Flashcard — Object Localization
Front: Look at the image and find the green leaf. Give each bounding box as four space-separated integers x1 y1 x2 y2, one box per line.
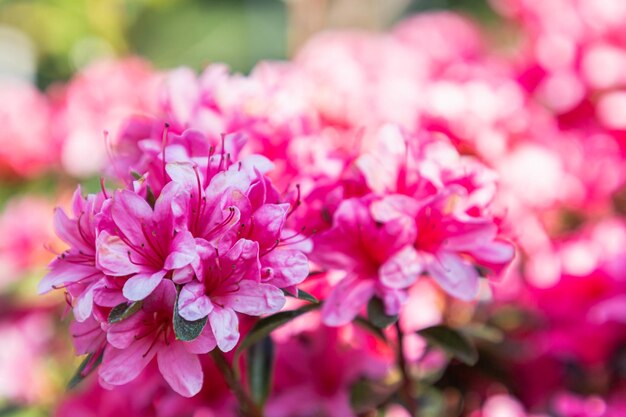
173 292 207 342
417 325 478 366
146 186 156 209
131 171 143 180
350 379 398 414
237 304 320 353
353 316 388 342
281 288 319 304
108 301 143 324
67 351 103 390
247 336 275 406
366 297 398 329
462 324 504 344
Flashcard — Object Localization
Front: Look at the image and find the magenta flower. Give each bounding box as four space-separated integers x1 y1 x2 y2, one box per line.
378 191 515 300
96 186 197 301
39 187 108 321
100 280 215 397
177 238 285 351
312 197 420 326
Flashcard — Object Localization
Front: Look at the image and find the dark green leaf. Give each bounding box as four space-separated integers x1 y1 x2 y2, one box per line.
67 351 103 390
237 304 320 353
247 336 275 406
462 324 504 344
417 325 478 366
146 186 156 209
367 297 398 329
173 292 207 342
354 316 388 342
296 289 318 303
281 288 319 304
131 171 144 180
108 301 143 324
350 379 398 414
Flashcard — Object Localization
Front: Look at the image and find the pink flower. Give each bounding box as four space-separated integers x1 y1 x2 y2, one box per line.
54 58 162 177
96 186 197 301
177 239 285 352
38 188 108 321
100 280 215 397
312 196 418 326
0 80 57 177
377 191 514 300
266 323 391 417
0 196 57 289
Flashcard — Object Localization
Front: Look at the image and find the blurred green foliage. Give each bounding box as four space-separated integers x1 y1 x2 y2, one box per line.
0 0 287 88
0 0 491 89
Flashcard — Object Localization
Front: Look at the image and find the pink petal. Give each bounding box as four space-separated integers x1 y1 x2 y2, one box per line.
110 190 154 245
321 275 376 327
157 342 203 397
96 231 141 276
166 161 197 189
143 280 178 312
38 259 101 294
164 230 198 270
426 251 479 301
209 307 239 352
70 317 105 355
262 249 309 287
250 203 290 248
184 327 217 354
222 239 260 283
123 270 167 301
73 282 96 322
178 282 214 321
379 245 422 289
99 339 156 386
218 280 285 316
469 239 515 265
106 310 151 349
443 218 497 252
53 208 90 253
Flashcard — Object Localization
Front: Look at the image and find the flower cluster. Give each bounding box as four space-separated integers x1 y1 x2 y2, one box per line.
39 129 309 397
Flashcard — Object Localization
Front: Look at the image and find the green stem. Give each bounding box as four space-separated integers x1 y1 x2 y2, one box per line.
211 350 264 417
395 322 418 416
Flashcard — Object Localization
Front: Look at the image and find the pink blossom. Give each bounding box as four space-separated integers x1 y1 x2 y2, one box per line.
0 81 57 177
312 196 418 326
38 188 108 321
53 58 162 177
0 196 57 289
266 323 391 417
176 239 285 352
97 186 197 301
100 280 215 397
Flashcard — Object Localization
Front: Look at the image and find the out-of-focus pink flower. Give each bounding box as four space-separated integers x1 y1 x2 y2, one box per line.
53 58 162 177
0 309 56 404
469 394 548 417
0 196 56 289
311 196 418 326
0 81 57 177
266 323 392 417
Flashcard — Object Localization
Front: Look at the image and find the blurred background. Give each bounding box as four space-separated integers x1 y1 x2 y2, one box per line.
0 0 496 89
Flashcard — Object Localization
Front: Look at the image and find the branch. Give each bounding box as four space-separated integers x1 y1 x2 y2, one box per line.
211 350 264 417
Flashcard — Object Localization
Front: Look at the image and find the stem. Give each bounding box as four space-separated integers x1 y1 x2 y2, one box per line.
211 350 264 417
395 321 418 416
